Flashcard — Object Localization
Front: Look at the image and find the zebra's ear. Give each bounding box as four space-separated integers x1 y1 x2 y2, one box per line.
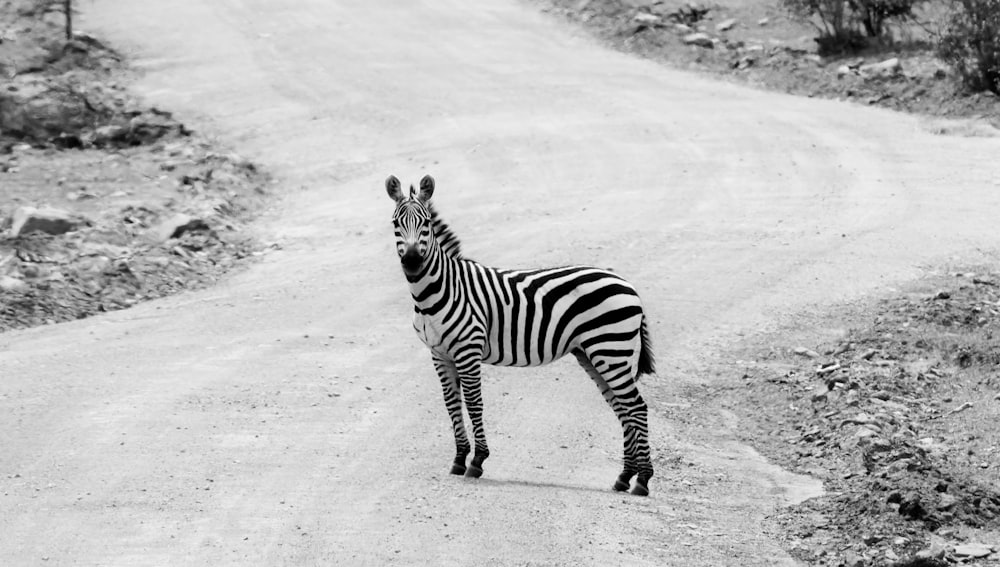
418 175 435 203
385 175 403 202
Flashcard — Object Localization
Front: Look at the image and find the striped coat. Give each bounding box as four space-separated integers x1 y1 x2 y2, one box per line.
387 174 654 495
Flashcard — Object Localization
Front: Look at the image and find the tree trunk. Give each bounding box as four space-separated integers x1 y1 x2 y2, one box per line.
65 0 73 40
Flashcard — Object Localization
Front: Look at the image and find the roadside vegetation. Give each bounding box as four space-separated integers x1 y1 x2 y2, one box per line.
937 0 1000 94
1 0 272 332
535 0 1000 129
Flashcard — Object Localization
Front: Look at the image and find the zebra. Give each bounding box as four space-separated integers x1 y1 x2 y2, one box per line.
385 174 656 496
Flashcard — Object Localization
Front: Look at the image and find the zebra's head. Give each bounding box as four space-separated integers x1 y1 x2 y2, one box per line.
386 174 435 275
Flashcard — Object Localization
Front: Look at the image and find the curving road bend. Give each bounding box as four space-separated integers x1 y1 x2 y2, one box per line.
2 1 1000 565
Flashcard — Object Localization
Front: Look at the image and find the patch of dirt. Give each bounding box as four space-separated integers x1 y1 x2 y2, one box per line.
712 271 1000 566
533 0 1000 129
0 1 272 332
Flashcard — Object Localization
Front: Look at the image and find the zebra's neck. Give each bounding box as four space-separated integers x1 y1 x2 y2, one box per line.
427 202 463 260
406 236 464 314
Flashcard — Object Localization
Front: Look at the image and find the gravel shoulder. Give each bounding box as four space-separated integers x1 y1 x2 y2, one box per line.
1 1 272 332
711 269 1000 566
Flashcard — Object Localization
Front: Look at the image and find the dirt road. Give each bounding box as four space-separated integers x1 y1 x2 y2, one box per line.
3 1 1000 565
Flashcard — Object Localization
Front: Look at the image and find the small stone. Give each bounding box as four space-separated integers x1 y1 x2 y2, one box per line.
937 493 959 510
92 124 127 145
836 65 852 77
953 543 993 558
683 32 715 48
816 362 841 375
10 206 87 236
757 17 769 26
733 55 754 70
849 412 875 425
842 550 864 567
77 256 112 274
634 12 660 24
898 493 926 519
66 189 98 201
715 18 737 32
937 527 958 538
149 213 210 242
868 438 892 453
934 290 951 299
863 533 883 545
915 544 946 560
854 427 878 439
859 57 901 78
884 548 899 561
794 346 820 358
0 276 29 293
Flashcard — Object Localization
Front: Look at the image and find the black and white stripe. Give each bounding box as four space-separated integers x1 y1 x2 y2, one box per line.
386 174 655 496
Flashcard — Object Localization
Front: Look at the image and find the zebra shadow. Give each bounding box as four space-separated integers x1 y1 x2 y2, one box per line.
468 476 620 496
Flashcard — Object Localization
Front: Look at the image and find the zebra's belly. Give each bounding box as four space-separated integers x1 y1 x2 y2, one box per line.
481 340 572 367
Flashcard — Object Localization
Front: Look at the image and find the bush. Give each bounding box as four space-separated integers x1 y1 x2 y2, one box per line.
850 0 922 37
783 0 855 46
782 0 925 52
937 0 1000 93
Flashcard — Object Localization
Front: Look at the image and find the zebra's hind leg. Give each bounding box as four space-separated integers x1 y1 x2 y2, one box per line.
433 356 471 475
573 350 653 496
629 398 653 497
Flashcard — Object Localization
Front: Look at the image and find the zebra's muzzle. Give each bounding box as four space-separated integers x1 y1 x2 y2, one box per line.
401 248 423 273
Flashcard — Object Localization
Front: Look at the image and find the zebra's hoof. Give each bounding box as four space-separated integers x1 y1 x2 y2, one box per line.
465 464 484 479
450 463 467 475
630 481 649 497
613 478 630 492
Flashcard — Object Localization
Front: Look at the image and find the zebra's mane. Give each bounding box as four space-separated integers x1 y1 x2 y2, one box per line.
426 201 464 260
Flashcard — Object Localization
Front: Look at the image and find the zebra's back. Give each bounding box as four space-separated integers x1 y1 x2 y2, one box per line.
466 264 645 369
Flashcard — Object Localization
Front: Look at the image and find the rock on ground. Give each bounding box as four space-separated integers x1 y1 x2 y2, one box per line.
683 32 714 48
715 18 736 32
9 206 88 237
859 58 901 79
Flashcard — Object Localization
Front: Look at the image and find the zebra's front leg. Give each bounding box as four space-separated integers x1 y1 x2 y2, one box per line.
433 356 471 475
457 360 489 478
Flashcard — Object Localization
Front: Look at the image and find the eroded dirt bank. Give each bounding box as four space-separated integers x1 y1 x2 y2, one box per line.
1 1 271 332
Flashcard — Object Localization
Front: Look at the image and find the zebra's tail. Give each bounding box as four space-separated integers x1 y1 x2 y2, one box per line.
637 315 655 379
